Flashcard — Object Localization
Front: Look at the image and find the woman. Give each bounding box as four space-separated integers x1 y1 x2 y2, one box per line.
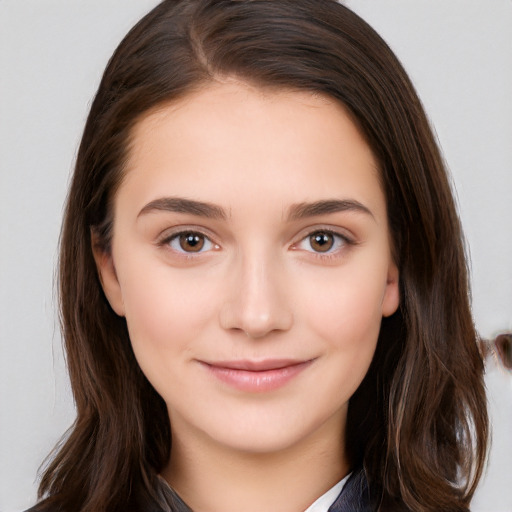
29 1 488 511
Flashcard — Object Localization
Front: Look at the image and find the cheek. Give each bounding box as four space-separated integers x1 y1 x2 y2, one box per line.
118 258 220 370
297 261 387 353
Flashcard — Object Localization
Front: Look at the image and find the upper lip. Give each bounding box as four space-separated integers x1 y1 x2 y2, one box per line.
203 359 312 371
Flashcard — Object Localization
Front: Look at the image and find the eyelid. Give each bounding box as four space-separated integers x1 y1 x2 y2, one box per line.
291 224 356 244
290 226 356 256
154 224 355 258
156 226 220 254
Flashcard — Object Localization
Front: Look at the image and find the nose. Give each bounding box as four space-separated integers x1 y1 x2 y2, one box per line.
219 254 293 339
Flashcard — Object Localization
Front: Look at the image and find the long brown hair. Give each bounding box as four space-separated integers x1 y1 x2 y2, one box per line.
34 1 488 511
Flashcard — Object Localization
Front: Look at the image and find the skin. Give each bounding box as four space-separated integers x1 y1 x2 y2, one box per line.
94 81 399 512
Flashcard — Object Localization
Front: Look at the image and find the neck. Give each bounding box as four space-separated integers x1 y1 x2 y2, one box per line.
161 413 348 512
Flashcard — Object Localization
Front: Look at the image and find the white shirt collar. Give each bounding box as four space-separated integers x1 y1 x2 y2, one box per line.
303 473 351 512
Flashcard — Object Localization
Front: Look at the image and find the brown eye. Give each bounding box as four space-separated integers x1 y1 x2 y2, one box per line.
178 233 205 252
165 231 216 254
309 232 335 252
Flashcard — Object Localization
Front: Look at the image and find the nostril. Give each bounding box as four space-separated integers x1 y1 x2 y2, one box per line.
219 296 293 339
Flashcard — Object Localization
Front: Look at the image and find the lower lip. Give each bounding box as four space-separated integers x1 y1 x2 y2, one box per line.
201 361 313 392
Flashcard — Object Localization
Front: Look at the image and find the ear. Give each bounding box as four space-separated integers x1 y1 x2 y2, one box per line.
382 262 399 318
91 232 125 317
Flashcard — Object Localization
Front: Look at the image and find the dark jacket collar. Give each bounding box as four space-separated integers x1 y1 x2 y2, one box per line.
161 468 375 512
328 468 373 512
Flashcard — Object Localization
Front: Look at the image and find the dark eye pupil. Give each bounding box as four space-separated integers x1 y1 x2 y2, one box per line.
310 232 334 252
179 233 205 252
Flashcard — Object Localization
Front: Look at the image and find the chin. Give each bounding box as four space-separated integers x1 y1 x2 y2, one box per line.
185 399 347 457
207 425 314 456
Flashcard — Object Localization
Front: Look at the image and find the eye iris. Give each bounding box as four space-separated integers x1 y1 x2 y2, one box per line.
179 233 205 252
310 232 334 252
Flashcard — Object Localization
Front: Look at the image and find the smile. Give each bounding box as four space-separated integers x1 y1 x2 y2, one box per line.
199 359 314 392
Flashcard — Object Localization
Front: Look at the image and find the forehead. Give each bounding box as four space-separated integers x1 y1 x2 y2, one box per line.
118 81 386 223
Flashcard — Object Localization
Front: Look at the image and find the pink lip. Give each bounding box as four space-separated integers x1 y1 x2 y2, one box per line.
199 359 314 392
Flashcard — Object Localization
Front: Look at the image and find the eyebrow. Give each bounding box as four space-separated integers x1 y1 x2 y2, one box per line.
137 197 227 220
287 199 374 221
137 197 373 222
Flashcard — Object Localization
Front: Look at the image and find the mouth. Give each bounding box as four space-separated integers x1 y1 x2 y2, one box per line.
198 358 314 392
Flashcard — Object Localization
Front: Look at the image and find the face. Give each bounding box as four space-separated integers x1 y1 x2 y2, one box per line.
95 81 399 456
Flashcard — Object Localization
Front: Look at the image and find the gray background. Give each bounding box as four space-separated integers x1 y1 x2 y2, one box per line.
1 1 511 511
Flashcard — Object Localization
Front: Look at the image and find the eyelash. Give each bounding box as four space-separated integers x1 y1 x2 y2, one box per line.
157 228 354 259
157 229 219 257
292 229 354 259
